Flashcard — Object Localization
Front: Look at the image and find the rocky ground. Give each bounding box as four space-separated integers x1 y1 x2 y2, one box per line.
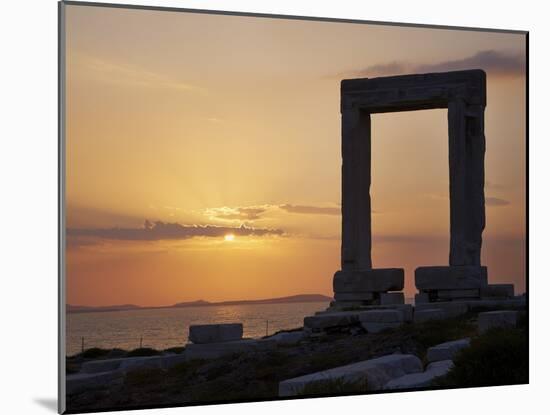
65 311 527 413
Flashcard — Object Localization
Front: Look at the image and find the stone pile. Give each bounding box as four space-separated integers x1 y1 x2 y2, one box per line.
331 269 405 309
304 307 412 335
415 266 515 304
384 337 470 390
383 360 453 390
67 353 188 395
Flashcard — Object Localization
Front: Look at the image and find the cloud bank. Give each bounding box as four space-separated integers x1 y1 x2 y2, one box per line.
345 50 525 78
206 206 268 221
68 220 284 243
279 204 340 216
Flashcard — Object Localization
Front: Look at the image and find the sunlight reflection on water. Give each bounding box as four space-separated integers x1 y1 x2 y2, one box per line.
66 301 329 356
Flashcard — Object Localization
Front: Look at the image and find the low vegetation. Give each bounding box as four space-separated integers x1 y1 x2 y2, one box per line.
435 324 527 388
126 347 161 357
66 314 526 412
66 346 186 374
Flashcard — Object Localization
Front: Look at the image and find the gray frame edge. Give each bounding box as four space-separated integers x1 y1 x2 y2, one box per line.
60 0 528 35
58 1 67 413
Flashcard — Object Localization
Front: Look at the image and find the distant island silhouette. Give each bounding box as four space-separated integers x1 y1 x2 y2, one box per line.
67 294 333 314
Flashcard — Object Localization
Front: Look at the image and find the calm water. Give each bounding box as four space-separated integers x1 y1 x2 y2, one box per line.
66 301 329 356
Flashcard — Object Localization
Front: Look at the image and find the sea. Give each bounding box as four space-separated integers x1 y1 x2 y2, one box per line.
66 301 330 356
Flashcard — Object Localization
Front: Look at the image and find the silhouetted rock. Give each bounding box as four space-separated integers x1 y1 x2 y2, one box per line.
189 323 243 344
427 338 471 362
279 354 423 396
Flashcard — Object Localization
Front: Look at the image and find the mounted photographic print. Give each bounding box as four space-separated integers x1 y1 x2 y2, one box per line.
58 1 528 413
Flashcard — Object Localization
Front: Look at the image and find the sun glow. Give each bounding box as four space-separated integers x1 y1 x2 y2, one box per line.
224 234 235 242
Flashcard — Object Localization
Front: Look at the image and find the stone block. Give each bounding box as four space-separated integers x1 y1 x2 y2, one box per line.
278 354 423 396
478 310 518 333
66 371 124 395
188 323 243 344
359 309 402 323
329 300 371 310
268 330 306 346
414 308 446 323
334 292 375 301
333 269 404 293
415 293 430 304
480 284 514 298
437 289 480 300
361 322 401 333
427 338 470 362
337 304 413 322
393 304 413 322
415 301 469 317
380 292 404 305
466 298 526 311
160 354 188 369
415 266 487 290
304 311 360 330
81 354 188 375
383 359 454 390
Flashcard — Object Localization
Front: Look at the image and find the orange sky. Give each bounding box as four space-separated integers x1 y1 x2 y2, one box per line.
64 4 526 306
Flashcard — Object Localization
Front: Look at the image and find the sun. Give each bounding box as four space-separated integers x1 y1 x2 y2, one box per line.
224 234 235 242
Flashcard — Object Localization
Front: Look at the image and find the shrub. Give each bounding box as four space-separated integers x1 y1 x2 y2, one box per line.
80 348 111 359
127 347 161 357
163 346 186 354
107 348 127 358
435 327 527 388
413 316 477 348
124 368 165 387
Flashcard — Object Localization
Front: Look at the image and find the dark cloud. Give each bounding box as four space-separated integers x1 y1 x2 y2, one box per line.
486 197 511 207
279 204 340 216
67 220 284 242
485 181 507 191
346 50 525 78
210 207 267 221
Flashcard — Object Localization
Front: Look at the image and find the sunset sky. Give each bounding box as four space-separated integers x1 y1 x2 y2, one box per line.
65 4 526 306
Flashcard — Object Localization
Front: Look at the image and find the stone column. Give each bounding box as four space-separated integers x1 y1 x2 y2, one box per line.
341 108 372 271
447 100 486 266
333 107 404 309
415 99 488 301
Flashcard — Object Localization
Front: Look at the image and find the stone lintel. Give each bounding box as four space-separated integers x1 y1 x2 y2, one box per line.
333 268 404 293
415 266 487 290
341 69 486 113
